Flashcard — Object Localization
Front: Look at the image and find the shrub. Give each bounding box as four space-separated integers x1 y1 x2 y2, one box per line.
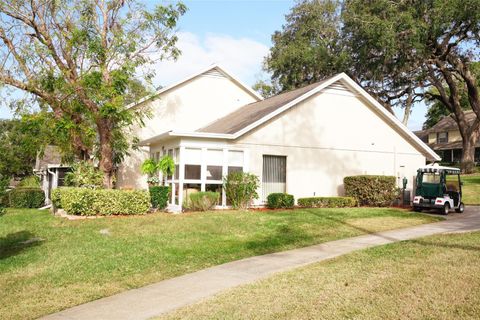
183 191 219 211
64 161 103 189
149 186 170 209
8 187 45 208
344 175 397 207
18 175 40 188
297 196 357 208
53 187 150 215
266 193 294 209
224 172 260 209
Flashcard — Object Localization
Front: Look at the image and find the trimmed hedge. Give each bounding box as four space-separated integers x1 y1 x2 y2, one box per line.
298 196 357 208
266 193 295 209
344 175 397 207
8 187 45 208
52 187 150 216
184 191 219 211
149 186 170 209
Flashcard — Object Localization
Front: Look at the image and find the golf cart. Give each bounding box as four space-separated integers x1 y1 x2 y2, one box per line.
413 164 465 215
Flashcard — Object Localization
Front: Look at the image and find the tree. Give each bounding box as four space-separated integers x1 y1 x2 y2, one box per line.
342 0 480 172
265 0 350 92
0 0 186 187
0 117 52 178
423 88 471 129
263 0 421 124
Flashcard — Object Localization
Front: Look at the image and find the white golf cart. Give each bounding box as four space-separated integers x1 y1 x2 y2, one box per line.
412 164 465 215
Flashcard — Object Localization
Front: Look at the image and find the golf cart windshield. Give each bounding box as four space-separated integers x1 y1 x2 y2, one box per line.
422 172 441 183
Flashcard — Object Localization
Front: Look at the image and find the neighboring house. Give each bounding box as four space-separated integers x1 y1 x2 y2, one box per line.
34 145 70 204
414 111 480 163
118 65 439 211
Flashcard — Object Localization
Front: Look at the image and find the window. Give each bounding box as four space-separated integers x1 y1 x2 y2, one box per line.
184 148 202 164
206 166 222 180
206 149 223 165
437 132 448 144
206 184 222 204
422 172 441 183
228 166 243 175
228 150 243 166
185 165 201 180
262 155 286 201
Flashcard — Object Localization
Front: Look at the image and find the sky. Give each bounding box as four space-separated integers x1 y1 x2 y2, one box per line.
0 0 428 130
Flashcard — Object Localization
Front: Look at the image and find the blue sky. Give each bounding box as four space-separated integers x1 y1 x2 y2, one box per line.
0 0 427 129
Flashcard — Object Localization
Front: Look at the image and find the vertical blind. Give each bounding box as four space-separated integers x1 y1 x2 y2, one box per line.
262 155 286 201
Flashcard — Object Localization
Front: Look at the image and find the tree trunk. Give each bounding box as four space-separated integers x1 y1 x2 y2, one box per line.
96 117 114 188
460 131 479 174
402 92 413 126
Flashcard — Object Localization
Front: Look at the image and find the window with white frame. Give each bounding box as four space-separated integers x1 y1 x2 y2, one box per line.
228 150 243 174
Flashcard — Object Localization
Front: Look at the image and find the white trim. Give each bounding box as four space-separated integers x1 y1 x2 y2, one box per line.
126 64 262 110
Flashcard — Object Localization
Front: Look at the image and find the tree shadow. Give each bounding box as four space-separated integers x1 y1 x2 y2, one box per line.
244 224 314 254
309 211 480 252
0 231 42 260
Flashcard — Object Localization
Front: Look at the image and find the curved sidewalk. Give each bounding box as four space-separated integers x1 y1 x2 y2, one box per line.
42 208 480 320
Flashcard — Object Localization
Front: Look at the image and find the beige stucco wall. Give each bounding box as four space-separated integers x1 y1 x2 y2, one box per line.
448 130 462 142
233 82 426 203
116 72 259 189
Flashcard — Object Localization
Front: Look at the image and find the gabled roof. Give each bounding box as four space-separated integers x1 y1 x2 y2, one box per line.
198 80 328 134
424 111 476 134
140 73 440 161
126 64 263 109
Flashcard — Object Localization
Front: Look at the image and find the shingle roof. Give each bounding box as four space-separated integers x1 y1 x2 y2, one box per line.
197 79 331 134
426 111 477 133
35 145 63 171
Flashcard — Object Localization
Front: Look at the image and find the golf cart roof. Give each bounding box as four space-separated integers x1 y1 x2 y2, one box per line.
417 164 461 174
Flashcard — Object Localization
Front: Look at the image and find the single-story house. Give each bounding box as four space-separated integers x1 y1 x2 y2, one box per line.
117 65 439 211
414 111 480 163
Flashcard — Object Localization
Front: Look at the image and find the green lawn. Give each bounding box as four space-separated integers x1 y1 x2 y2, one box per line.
462 173 480 205
161 231 480 320
0 208 439 319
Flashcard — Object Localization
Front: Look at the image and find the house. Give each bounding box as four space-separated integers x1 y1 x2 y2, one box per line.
414 111 480 163
117 65 439 210
34 145 70 204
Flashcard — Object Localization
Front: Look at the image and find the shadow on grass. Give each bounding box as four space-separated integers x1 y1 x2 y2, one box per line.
244 224 314 254
0 231 42 260
410 238 480 252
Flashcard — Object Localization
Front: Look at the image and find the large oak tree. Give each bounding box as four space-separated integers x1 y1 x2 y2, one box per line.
0 0 186 187
343 0 480 172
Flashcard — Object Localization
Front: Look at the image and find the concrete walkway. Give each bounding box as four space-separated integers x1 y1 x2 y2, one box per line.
42 208 480 320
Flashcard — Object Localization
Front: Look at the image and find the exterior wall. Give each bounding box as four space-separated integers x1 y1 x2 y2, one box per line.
117 73 259 189
233 82 426 204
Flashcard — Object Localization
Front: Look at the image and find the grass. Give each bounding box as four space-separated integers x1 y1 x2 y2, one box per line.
0 207 440 319
160 231 480 320
462 173 480 205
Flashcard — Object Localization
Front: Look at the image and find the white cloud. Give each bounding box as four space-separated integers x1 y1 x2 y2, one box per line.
149 32 269 88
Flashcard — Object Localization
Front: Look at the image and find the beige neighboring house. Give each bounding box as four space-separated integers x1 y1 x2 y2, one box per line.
34 145 70 204
118 65 439 211
414 111 480 163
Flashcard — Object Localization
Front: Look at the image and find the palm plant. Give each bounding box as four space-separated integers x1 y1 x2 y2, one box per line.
158 155 175 186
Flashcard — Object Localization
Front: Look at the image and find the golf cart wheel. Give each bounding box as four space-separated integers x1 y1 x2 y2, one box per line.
455 202 465 213
413 207 422 212
441 203 450 215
